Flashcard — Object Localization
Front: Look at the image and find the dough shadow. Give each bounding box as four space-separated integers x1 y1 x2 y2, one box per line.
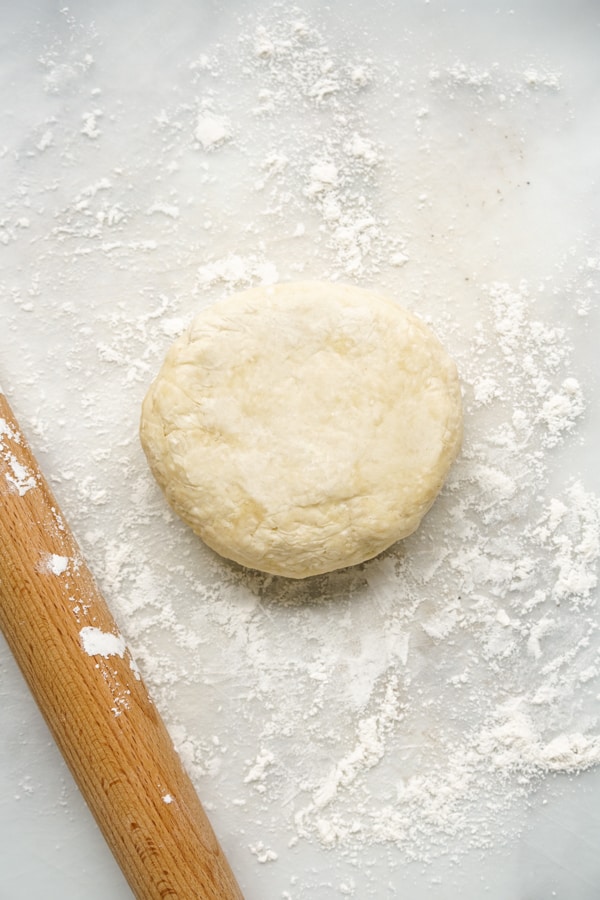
219 547 405 610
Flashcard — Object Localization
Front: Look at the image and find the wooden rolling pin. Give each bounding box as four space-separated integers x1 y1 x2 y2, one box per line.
0 389 244 900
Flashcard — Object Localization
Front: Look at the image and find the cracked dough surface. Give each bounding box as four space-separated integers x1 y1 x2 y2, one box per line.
140 282 462 578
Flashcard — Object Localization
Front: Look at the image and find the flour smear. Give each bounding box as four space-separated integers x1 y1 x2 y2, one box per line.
1 2 600 895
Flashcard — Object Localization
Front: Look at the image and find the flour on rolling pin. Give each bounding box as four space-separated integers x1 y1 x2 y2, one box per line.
1 417 38 496
1 416 67 556
80 625 127 659
1 407 140 717
39 552 70 576
79 626 139 717
79 624 143 687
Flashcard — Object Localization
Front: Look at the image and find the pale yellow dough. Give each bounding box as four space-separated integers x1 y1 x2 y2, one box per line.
140 282 462 578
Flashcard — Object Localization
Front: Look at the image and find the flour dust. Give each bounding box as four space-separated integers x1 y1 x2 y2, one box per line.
1 2 600 890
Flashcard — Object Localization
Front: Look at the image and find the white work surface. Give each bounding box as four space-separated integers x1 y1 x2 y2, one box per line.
1 1 600 898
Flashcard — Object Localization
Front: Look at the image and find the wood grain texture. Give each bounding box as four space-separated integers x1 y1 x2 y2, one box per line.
0 391 244 900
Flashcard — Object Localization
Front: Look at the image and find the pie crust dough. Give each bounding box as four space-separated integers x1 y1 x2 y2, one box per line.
140 282 462 578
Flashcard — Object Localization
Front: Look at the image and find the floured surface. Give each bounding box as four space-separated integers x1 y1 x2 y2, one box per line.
1 1 600 898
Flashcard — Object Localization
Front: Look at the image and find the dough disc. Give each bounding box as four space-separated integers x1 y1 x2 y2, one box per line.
140 282 462 578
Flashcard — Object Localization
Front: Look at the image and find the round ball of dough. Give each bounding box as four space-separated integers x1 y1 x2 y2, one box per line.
140 282 462 578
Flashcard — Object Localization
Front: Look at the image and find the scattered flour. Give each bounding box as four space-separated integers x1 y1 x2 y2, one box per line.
249 841 279 864
194 114 232 150
1 3 600 894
